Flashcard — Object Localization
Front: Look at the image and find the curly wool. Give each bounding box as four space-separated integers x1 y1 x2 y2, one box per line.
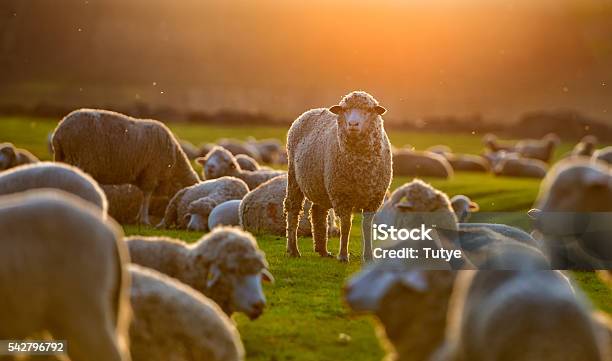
126 227 268 315
338 90 380 109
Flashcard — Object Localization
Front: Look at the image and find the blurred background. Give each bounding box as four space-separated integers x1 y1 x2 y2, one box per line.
1 0 611 136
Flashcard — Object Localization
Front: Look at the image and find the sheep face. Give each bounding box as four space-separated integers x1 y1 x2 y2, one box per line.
197 147 239 179
330 106 385 142
186 198 217 231
0 144 16 170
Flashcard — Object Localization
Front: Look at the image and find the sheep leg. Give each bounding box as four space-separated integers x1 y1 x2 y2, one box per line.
337 209 353 263
361 211 375 262
284 166 304 257
310 204 332 257
139 191 152 225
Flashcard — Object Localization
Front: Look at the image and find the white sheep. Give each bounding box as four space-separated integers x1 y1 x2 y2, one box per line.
285 91 393 262
0 189 131 361
594 146 612 165
235 153 260 171
0 142 39 170
239 174 339 237
126 227 274 319
450 195 479 223
197 146 285 189
493 156 548 178
514 132 560 163
529 158 612 269
156 176 249 231
128 265 245 361
435 252 606 361
52 108 199 224
0 162 108 214
392 149 453 178
208 199 242 229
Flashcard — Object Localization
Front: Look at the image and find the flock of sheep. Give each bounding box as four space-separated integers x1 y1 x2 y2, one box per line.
0 90 611 360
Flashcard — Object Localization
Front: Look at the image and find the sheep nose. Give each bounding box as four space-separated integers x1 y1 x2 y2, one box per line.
249 301 265 320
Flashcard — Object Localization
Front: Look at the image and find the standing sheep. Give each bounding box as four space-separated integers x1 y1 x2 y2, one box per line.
197 146 284 189
285 91 392 262
0 162 107 213
239 174 339 237
0 189 131 361
156 176 249 231
126 227 274 318
129 265 244 361
594 146 612 165
52 109 199 224
0 142 39 170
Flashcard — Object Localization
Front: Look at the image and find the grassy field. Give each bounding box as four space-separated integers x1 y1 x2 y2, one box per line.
1 116 611 361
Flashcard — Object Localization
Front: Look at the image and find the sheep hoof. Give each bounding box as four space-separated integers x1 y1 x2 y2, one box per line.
286 249 301 258
337 254 350 263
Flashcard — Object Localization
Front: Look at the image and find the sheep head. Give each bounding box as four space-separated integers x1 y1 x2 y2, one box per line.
190 227 274 319
0 143 17 170
186 197 217 231
329 91 386 147
196 146 240 179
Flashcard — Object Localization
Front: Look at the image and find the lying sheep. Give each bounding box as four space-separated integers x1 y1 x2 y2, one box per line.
515 132 560 163
529 158 612 269
179 139 201 160
436 252 606 361
393 149 453 178
0 142 39 170
217 138 261 161
594 146 612 165
52 108 199 224
235 154 260 171
156 176 249 231
126 227 274 318
246 137 283 164
129 265 245 361
0 162 107 213
208 199 242 229
101 184 169 224
0 189 131 361
197 146 285 189
240 174 339 237
450 195 479 222
285 91 393 262
493 156 548 178
445 153 490 173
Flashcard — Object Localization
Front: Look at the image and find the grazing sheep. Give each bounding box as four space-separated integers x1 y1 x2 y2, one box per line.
0 142 39 170
482 133 515 152
208 199 242 229
0 190 131 361
285 91 393 262
246 137 283 164
179 139 201 160
515 132 560 163
529 158 612 269
129 265 245 361
393 149 453 178
197 146 285 189
493 156 548 178
126 227 274 318
0 162 107 213
594 146 612 165
101 184 168 224
240 174 339 237
450 195 479 222
436 253 605 361
217 138 261 161
156 176 249 231
52 108 199 224
235 153 260 171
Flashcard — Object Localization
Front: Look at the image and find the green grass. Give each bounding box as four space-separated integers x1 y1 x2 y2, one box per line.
1 116 610 361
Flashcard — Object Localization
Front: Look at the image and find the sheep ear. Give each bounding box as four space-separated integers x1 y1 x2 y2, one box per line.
196 157 206 165
469 201 480 211
261 269 275 283
398 271 428 292
374 105 387 115
527 208 542 220
1 146 16 164
207 263 222 288
329 105 343 115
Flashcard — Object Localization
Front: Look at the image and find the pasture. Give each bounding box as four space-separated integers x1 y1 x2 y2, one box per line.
1 116 611 361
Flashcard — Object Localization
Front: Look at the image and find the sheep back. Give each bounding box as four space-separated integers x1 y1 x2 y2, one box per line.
393 150 453 179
